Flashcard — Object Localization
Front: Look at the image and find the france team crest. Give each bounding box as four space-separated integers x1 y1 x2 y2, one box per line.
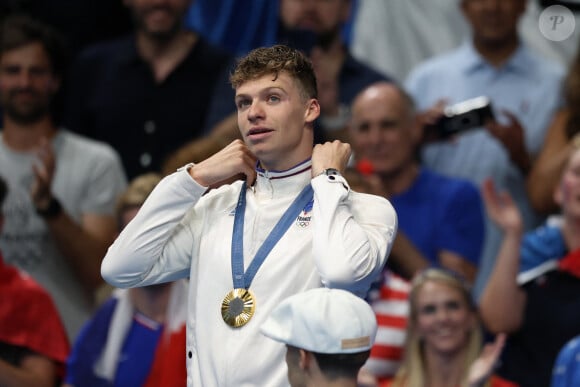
296 199 314 228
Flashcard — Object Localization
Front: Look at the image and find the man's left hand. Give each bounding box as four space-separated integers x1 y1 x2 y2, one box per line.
311 140 351 177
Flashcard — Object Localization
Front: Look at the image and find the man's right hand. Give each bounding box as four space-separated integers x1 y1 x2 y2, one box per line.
418 99 447 143
188 139 257 188
31 137 56 210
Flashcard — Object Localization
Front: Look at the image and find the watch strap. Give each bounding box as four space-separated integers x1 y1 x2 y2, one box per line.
35 197 63 219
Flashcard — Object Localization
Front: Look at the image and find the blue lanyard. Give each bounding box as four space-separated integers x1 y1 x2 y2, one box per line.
231 181 314 289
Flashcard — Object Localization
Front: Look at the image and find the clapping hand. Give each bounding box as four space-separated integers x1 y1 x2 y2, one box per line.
468 333 507 387
31 137 56 210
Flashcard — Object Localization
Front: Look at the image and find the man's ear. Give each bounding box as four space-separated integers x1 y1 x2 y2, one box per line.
410 116 423 145
304 99 321 124
298 349 311 370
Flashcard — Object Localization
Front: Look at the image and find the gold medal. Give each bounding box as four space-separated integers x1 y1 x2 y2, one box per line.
221 288 256 328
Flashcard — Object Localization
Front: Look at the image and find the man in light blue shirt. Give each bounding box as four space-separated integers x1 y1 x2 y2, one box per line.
405 0 564 297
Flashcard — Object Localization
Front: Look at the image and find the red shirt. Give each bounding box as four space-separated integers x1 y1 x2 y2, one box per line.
0 253 69 375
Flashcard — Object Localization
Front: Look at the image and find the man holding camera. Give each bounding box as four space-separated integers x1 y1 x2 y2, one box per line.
404 0 564 296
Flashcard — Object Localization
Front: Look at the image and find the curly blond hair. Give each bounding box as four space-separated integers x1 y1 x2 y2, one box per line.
230 44 317 100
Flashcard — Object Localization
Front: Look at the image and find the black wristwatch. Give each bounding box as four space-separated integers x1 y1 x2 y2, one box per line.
35 197 63 219
322 168 341 175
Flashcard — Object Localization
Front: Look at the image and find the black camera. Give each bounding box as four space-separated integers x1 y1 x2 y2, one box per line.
434 96 495 140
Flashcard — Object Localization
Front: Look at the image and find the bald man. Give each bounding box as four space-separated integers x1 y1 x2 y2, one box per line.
349 82 485 281
348 82 486 380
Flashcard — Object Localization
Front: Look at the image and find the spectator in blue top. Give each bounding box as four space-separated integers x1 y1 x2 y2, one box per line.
348 82 484 282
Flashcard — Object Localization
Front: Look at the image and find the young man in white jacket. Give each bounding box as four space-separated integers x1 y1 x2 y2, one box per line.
102 44 397 387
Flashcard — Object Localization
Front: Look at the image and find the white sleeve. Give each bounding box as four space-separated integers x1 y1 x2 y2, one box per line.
101 169 207 288
311 174 397 297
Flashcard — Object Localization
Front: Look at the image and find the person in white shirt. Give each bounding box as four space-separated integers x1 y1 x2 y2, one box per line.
101 44 397 387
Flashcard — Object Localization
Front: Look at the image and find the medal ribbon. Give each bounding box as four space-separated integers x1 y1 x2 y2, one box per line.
231 181 314 289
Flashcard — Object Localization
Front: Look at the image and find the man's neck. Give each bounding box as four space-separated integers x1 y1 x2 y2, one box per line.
136 29 198 83
375 163 420 198
2 116 57 152
319 32 345 52
320 36 347 61
472 34 519 68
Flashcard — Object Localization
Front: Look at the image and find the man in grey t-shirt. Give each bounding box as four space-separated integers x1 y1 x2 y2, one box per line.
0 15 126 340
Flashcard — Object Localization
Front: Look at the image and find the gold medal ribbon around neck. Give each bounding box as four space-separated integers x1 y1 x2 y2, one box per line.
223 180 314 328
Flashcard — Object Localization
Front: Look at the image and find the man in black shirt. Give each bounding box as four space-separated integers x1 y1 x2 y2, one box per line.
63 0 231 179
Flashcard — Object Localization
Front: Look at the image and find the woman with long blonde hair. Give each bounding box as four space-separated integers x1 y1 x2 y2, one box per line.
386 269 514 387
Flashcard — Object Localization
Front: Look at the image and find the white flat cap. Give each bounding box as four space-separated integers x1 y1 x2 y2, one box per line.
260 288 377 354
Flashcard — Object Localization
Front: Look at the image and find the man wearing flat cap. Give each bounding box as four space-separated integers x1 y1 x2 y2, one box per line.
261 288 377 387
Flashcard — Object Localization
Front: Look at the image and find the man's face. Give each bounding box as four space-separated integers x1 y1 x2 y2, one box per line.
461 0 526 45
349 85 420 177
279 0 350 39
235 72 319 171
0 42 58 124
124 0 191 40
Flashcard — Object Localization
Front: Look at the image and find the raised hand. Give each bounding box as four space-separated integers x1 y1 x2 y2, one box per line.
188 139 258 188
311 140 351 177
481 178 523 234
468 333 506 387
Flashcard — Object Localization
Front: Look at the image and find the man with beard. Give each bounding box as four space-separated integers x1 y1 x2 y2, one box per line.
0 15 127 341
63 0 231 179
163 0 388 173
